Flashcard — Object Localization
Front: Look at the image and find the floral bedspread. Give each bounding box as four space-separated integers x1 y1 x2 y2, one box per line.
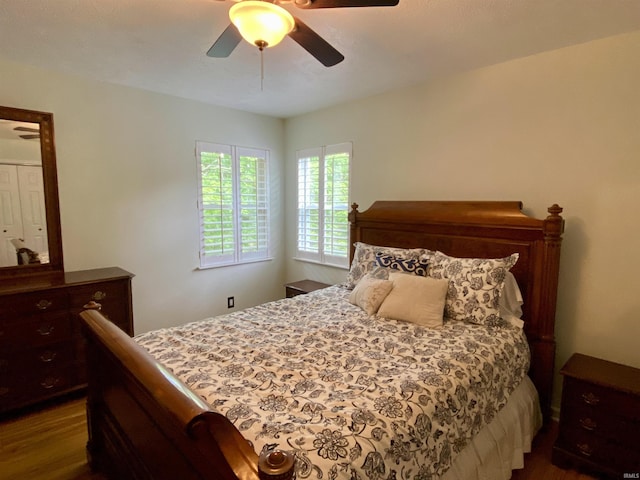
136 286 530 480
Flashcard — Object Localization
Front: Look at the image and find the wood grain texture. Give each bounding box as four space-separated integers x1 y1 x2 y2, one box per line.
552 353 640 477
0 397 106 480
0 267 134 414
0 398 596 480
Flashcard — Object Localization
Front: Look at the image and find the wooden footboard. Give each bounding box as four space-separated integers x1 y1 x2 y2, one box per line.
80 309 259 480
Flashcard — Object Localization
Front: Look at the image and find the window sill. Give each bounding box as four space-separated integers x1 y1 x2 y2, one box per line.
293 257 348 270
196 257 273 270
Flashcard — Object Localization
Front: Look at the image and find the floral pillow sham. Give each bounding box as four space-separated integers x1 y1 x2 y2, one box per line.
428 251 519 325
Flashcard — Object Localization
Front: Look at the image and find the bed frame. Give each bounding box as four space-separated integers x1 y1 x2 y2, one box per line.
80 200 564 480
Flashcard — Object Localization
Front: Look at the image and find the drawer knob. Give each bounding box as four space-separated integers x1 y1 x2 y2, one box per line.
576 443 593 457
83 301 102 311
36 324 55 336
40 376 60 389
581 392 600 406
39 351 58 363
36 299 53 310
579 417 597 431
92 291 107 301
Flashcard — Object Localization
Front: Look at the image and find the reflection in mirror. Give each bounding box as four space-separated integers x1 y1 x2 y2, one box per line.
0 106 63 279
0 120 48 267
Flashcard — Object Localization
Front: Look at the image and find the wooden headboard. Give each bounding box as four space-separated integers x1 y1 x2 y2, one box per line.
348 201 564 420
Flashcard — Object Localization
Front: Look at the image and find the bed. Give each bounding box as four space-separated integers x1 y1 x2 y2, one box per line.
80 200 564 480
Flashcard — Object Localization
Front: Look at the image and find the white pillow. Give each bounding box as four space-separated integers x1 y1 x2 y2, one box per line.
499 271 524 328
349 274 393 315
378 272 449 327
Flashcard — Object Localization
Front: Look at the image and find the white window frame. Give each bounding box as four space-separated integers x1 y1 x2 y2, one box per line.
196 141 270 268
296 142 351 268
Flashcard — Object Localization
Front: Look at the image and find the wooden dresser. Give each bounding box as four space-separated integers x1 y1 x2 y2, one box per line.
552 353 640 478
0 267 133 415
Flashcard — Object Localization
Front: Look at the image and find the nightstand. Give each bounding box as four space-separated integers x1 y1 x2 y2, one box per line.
552 353 640 478
284 279 331 298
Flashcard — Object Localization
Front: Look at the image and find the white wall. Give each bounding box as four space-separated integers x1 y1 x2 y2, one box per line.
1 58 286 334
285 31 640 409
0 138 41 164
3 29 639 410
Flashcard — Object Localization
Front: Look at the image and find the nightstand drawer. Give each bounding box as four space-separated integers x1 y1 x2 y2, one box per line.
557 425 640 471
563 376 640 420
559 401 640 449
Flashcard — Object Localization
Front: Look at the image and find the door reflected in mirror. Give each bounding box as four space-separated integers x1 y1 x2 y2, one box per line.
0 120 49 267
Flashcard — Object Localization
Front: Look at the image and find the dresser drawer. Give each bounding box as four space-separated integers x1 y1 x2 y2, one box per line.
0 289 69 317
69 281 131 333
0 341 75 375
69 281 126 308
0 312 71 349
0 361 76 408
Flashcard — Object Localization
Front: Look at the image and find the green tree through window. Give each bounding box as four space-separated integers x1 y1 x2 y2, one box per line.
297 143 351 267
197 142 269 268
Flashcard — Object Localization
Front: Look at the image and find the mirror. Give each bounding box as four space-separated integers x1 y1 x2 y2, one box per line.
0 106 63 278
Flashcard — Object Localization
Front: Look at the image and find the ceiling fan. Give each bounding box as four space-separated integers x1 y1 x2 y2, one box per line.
14 126 40 140
207 0 400 67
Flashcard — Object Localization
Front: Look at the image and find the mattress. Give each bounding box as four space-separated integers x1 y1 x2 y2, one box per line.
137 285 535 479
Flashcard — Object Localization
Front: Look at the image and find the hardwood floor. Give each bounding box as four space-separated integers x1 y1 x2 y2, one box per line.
0 397 105 480
0 397 597 480
511 422 598 480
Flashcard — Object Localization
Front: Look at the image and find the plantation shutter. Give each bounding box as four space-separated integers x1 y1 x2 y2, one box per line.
296 143 350 267
197 142 235 267
297 147 322 262
237 147 269 262
323 143 351 266
197 142 269 268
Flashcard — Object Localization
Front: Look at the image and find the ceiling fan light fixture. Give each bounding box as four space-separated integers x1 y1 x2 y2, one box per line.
229 1 295 49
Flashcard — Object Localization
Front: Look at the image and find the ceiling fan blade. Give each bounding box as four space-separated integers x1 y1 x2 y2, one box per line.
296 0 399 9
206 23 243 58
14 126 39 133
19 134 40 140
289 17 344 67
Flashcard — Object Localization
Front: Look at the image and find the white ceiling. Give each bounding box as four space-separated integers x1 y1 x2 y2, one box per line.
1 0 639 118
0 120 40 141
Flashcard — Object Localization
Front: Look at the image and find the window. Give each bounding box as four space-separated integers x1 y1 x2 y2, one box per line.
196 142 270 268
296 142 351 267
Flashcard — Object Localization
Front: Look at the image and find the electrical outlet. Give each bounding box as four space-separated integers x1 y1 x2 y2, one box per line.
227 296 234 309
